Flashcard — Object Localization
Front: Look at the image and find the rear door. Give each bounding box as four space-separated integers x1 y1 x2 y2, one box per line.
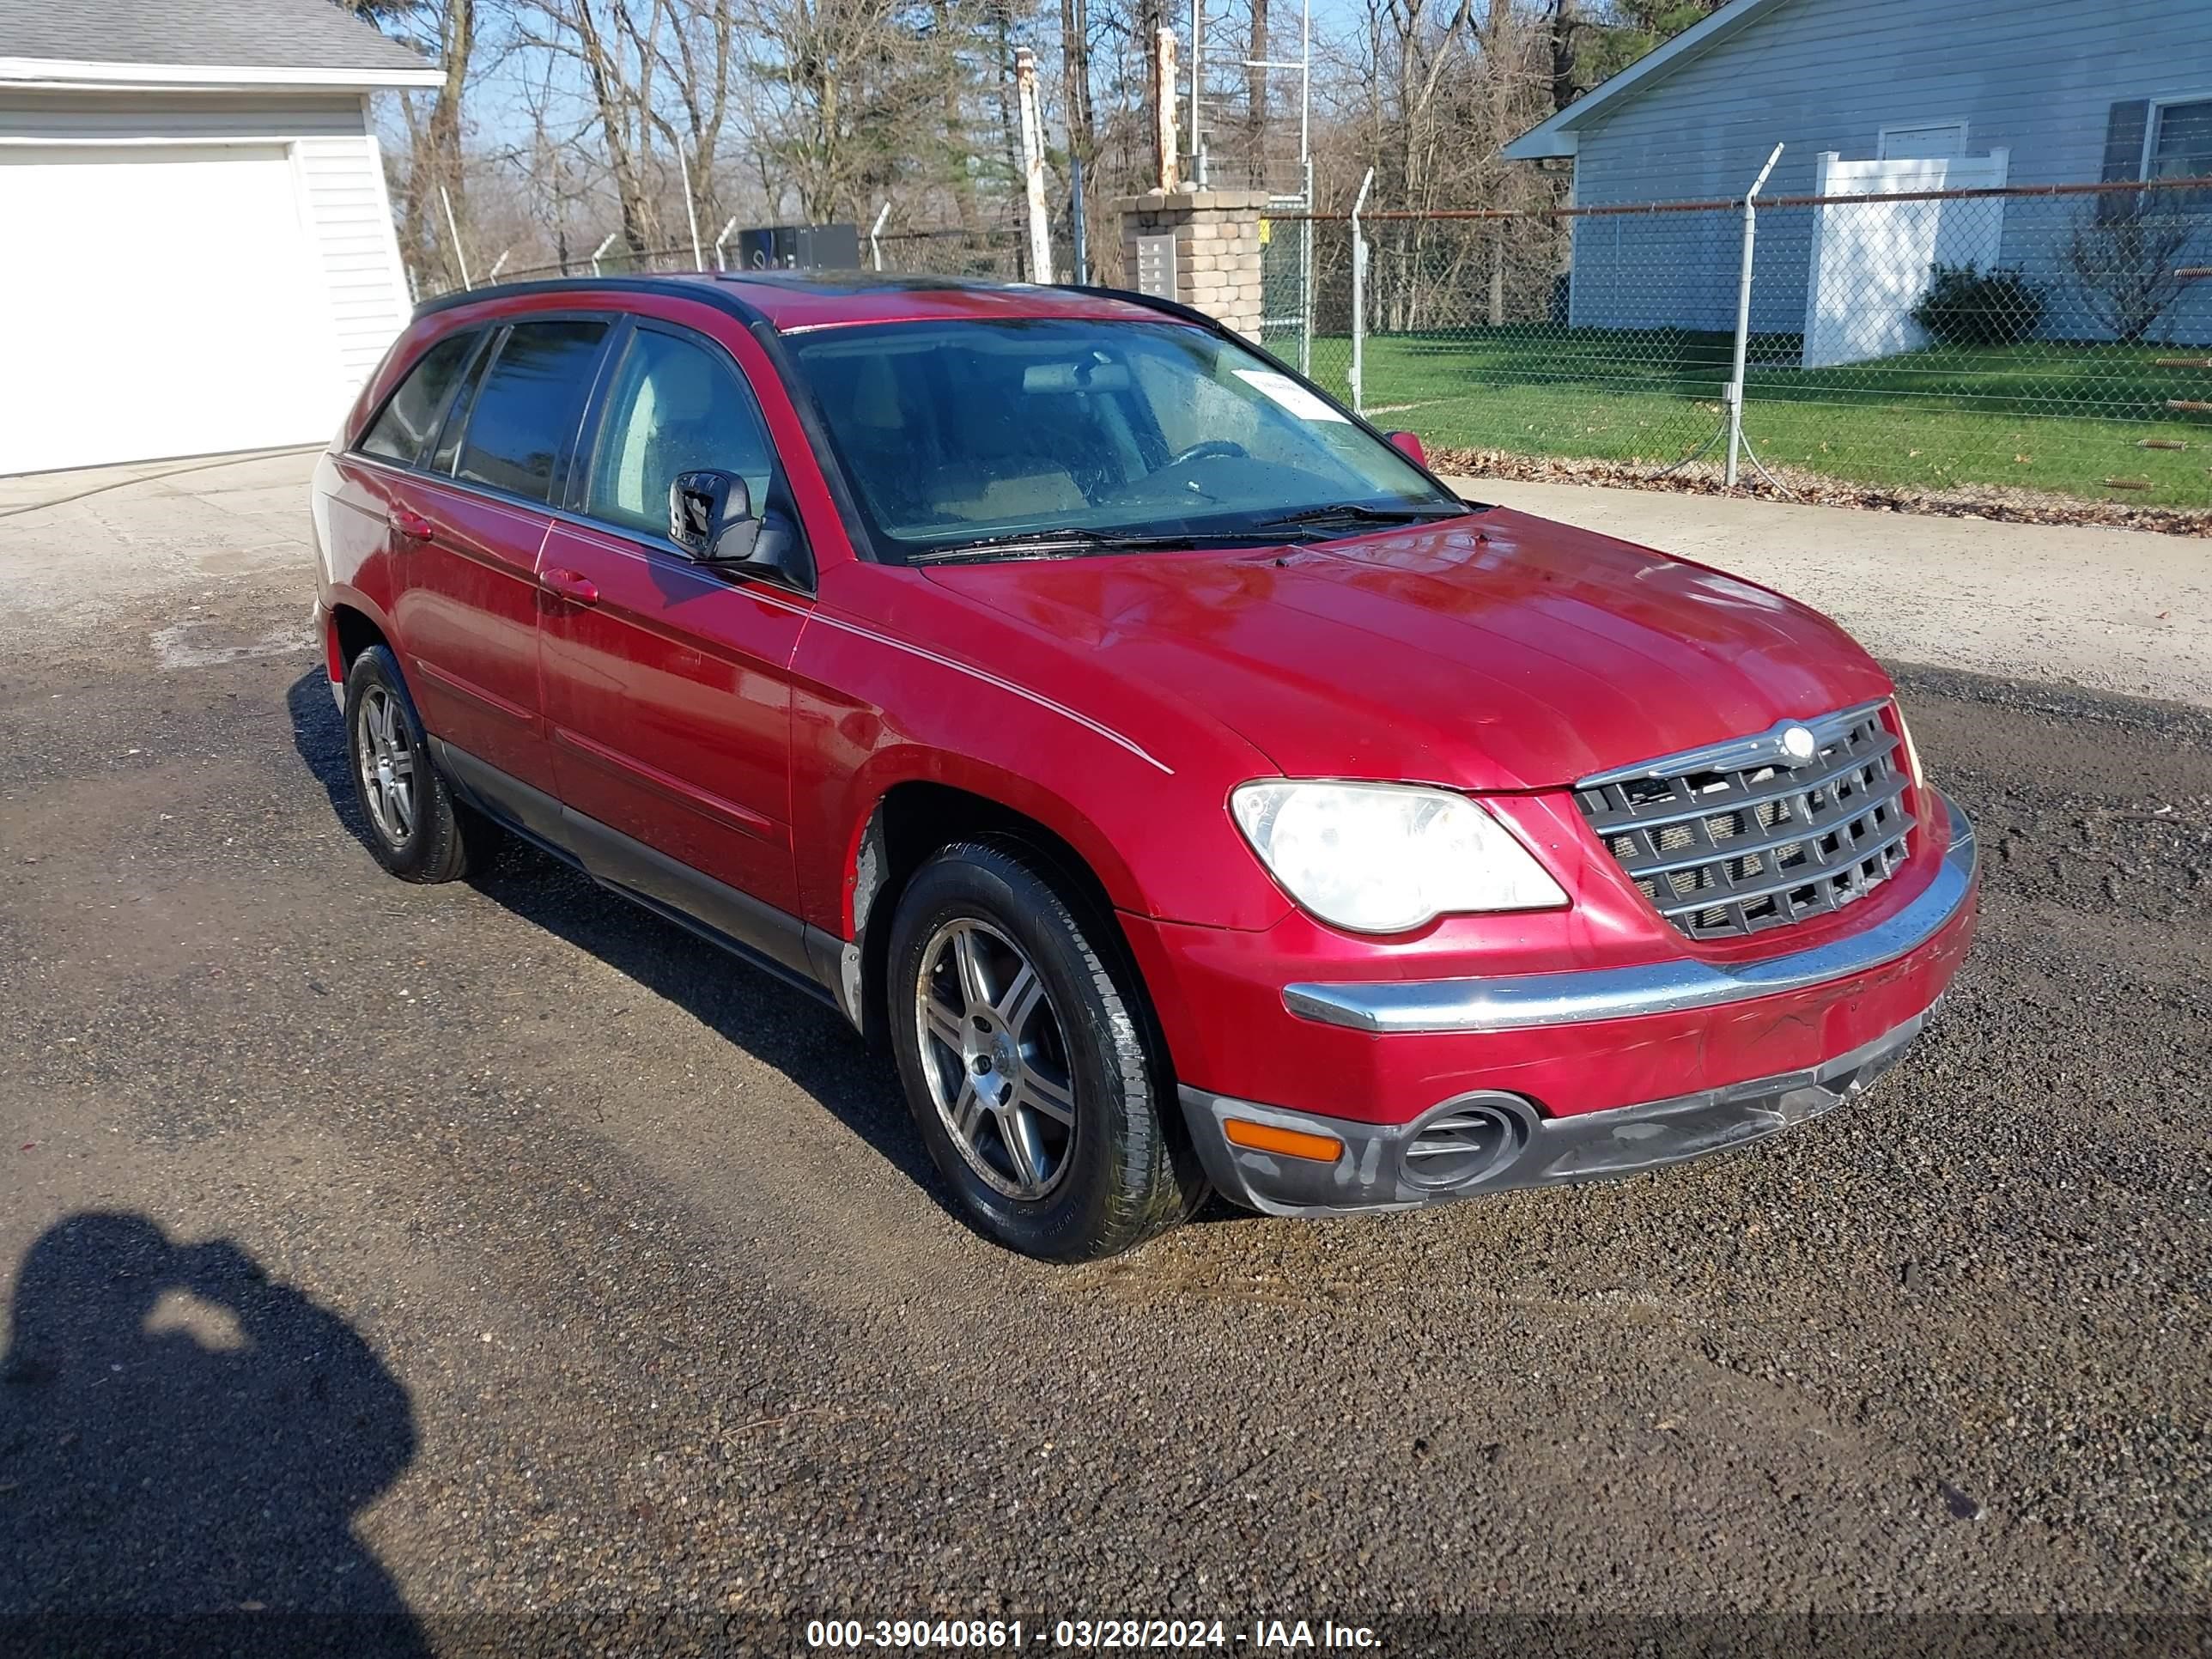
388 317 613 805
537 318 812 957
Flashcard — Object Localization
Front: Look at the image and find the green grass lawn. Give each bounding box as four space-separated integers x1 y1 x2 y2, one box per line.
1295 329 2212 508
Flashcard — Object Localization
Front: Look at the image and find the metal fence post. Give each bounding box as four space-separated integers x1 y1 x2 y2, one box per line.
589 230 618 277
440 185 472 289
1726 143 1783 487
1300 157 1314 378
1349 167 1373 415
678 147 705 270
869 203 890 271
713 216 738 270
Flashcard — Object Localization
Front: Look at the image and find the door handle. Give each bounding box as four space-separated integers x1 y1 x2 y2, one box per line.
387 507 434 545
540 568 599 606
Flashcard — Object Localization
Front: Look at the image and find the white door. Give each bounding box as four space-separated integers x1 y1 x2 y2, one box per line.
0 144 346 476
1801 148 2011 369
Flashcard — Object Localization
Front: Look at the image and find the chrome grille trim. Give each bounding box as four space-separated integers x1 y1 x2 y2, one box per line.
1574 702 1914 942
1577 699 1889 788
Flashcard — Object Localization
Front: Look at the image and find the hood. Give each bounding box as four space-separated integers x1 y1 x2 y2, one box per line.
919 507 1893 792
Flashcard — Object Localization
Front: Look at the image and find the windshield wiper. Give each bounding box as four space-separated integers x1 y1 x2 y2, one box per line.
909 527 1261 564
1249 501 1470 534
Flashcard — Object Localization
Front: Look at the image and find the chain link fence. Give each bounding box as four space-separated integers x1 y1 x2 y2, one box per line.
409 179 2211 513
1267 176 2212 511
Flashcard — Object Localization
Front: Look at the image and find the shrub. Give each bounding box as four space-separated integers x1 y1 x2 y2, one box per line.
1910 261 2045 347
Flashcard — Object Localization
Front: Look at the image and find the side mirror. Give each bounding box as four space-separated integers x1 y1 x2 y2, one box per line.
1385 430 1428 466
667 470 812 589
669 469 754 560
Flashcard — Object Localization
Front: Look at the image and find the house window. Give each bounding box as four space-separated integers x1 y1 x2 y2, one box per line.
2148 99 2212 184
2099 98 2212 216
1879 122 1966 161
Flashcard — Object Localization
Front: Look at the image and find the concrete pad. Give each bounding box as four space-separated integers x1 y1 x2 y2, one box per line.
0 449 320 666
1451 477 2212 712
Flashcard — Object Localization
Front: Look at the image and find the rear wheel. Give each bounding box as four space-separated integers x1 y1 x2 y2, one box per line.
887 840 1200 1261
343 644 498 883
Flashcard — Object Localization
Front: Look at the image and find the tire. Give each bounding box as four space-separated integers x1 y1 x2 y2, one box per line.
886 839 1203 1261
343 643 498 884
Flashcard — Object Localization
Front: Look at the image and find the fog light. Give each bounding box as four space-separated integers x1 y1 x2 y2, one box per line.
1402 1097 1528 1189
1224 1118 1344 1164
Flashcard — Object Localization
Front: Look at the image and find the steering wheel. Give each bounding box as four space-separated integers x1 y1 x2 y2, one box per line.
1165 439 1249 469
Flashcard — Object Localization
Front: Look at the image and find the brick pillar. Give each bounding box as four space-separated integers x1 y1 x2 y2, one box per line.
1115 189 1269 340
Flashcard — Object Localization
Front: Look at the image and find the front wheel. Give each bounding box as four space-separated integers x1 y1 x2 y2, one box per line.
886 841 1202 1261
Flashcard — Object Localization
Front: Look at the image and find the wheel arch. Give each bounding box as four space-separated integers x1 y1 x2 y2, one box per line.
846 777 1148 1055
322 592 404 697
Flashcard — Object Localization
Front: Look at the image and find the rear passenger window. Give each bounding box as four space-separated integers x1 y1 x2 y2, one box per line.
453 320 609 503
359 331 475 465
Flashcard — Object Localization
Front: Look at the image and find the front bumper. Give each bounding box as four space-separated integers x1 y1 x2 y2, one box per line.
1168 794 1978 1217
1182 1009 1929 1216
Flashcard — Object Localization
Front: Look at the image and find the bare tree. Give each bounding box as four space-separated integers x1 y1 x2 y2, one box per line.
348 0 480 285
507 0 669 254
2067 197 2198 345
737 0 966 222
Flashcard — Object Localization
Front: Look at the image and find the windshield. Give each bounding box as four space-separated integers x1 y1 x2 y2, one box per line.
782 318 1463 561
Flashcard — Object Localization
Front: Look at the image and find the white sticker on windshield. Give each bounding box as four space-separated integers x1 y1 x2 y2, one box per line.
1233 368 1349 423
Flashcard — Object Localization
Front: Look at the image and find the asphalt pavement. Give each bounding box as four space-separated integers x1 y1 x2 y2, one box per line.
1 457 2208 1655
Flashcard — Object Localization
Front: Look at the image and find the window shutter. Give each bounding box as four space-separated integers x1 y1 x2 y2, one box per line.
2099 100 2150 221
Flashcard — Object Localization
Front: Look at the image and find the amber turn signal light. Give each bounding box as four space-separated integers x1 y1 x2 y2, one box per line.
1222 1118 1345 1164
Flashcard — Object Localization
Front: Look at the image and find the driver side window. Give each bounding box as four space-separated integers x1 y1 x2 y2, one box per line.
586 328 775 539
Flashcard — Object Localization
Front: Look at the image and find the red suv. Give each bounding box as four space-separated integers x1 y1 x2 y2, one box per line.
310 273 1978 1260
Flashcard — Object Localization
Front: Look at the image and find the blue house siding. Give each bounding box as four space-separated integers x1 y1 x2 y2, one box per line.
1559 0 2212 345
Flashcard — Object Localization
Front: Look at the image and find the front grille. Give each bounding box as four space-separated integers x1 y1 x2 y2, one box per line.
1573 705 1914 942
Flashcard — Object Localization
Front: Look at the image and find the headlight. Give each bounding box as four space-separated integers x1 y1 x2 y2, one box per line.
1231 781 1566 933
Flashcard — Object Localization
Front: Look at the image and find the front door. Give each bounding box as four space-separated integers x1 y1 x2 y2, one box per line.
391 317 612 800
537 320 811 955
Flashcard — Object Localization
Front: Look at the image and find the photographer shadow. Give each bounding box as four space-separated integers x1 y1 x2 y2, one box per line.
0 1212 425 1656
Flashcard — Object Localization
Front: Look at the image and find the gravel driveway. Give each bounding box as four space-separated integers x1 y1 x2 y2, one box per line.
1 455 2207 1653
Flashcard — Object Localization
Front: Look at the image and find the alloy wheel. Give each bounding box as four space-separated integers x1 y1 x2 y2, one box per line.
914 918 1079 1200
356 684 417 848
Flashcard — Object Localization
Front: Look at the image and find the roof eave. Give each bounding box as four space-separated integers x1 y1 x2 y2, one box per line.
1499 0 1789 163
0 56 444 92
1501 131 1577 161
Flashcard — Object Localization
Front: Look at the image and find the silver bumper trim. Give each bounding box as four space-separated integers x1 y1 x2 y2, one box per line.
1282 793 1977 1035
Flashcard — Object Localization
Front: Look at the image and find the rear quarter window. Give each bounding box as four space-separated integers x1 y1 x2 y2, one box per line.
453 319 611 503
358 331 477 465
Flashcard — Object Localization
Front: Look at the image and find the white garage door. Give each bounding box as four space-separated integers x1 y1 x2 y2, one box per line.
0 145 347 476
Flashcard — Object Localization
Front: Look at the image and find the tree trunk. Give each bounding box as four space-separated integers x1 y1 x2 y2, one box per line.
404 0 474 287
1062 0 1094 245
938 0 981 233
1485 0 1511 325
1548 0 1580 116
1245 0 1268 190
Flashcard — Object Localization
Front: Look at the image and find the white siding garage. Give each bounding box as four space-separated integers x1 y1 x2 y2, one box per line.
0 0 440 475
0 145 352 473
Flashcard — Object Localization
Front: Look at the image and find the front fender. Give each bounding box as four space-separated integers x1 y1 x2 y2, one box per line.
787 598 1291 939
